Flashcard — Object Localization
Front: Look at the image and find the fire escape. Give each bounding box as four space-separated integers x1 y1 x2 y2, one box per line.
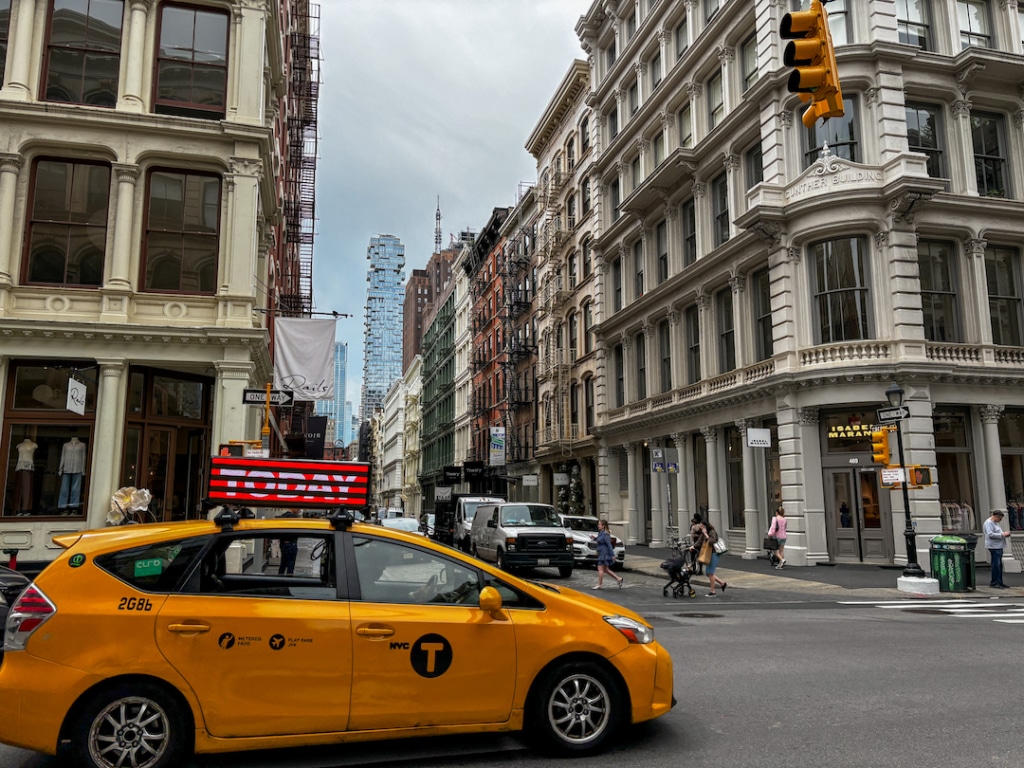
280 0 321 445
501 233 535 465
537 168 574 455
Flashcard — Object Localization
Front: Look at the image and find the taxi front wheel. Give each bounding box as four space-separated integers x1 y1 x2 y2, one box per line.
528 661 624 755
71 681 191 768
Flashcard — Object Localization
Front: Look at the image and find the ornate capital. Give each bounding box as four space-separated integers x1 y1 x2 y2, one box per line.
797 407 819 425
964 238 987 258
779 110 793 129
874 231 889 249
717 46 735 63
735 418 753 432
950 99 972 118
684 81 703 99
692 180 706 198
113 164 139 185
230 157 263 176
724 154 740 172
787 246 802 263
129 0 153 12
978 404 1004 424
748 220 783 246
700 425 718 442
696 292 710 311
0 153 24 175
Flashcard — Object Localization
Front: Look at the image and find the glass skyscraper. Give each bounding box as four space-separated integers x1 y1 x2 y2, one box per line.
315 342 348 445
360 234 405 423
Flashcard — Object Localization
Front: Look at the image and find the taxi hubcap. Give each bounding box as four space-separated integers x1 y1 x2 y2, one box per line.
90 696 169 768
549 673 610 744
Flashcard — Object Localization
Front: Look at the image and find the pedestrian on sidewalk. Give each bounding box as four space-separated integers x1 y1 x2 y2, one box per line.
689 513 705 574
593 518 623 590
984 509 1012 588
696 521 728 596
768 506 788 569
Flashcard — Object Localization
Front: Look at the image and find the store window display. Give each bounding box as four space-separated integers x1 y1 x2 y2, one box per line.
932 408 977 533
4 426 92 517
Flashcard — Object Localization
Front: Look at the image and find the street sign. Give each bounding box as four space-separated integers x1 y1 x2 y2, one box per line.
876 406 909 423
242 388 294 407
881 468 905 485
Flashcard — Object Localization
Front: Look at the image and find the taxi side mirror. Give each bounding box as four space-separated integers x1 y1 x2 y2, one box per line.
479 585 503 613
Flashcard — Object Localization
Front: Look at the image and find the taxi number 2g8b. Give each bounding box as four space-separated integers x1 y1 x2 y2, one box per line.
118 597 154 611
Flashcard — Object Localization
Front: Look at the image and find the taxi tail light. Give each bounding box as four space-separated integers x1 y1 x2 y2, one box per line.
4 585 56 651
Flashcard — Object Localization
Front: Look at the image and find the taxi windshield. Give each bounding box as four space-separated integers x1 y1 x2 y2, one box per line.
500 504 559 527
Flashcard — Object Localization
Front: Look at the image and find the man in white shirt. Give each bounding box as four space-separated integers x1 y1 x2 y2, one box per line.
983 510 1012 589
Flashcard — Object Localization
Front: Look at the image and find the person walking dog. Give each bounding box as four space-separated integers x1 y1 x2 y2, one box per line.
767 507 788 569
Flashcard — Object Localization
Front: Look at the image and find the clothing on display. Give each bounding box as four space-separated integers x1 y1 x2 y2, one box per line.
58 438 87 509
939 500 974 532
1008 501 1024 532
12 439 37 512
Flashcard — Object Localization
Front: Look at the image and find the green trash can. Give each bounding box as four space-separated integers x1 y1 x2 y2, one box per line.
929 535 976 592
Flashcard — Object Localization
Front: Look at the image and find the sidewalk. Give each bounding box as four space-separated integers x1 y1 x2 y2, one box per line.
622 544 1016 600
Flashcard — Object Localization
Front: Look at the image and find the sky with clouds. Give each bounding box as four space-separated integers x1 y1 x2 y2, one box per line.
314 0 590 413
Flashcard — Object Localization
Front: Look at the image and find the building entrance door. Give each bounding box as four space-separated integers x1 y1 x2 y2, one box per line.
825 468 893 563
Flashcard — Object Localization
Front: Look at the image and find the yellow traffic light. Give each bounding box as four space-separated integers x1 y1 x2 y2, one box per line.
780 0 844 127
870 429 891 466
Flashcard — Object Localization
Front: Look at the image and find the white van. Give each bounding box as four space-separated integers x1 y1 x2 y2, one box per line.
452 495 505 552
470 502 574 577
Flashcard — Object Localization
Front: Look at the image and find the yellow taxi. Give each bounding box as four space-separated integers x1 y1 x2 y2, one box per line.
0 509 674 768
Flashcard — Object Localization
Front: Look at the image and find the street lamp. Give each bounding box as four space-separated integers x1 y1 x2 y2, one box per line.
885 383 926 578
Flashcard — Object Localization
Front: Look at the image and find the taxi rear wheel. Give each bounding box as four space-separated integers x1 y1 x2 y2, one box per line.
71 681 190 768
528 661 623 754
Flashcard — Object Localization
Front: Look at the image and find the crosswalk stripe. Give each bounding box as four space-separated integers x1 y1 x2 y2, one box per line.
842 599 1024 625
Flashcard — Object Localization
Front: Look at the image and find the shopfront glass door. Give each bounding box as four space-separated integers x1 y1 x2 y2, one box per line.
826 468 892 563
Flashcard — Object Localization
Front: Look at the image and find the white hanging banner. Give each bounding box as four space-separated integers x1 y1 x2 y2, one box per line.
273 318 336 401
66 378 87 415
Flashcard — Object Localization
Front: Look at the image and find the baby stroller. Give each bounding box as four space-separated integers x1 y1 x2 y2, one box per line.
660 553 697 598
765 538 782 568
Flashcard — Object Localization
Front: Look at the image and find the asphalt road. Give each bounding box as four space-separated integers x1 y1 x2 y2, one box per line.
3 564 1020 767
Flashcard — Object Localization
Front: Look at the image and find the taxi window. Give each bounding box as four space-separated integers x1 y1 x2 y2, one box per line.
95 537 210 592
352 536 480 605
481 571 544 610
188 533 336 600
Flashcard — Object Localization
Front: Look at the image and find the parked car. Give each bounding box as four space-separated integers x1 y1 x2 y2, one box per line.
470 502 574 577
420 513 435 537
558 514 626 570
0 512 673 767
380 516 424 535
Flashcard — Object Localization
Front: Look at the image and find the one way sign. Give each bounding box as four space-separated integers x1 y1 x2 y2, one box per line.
243 389 294 407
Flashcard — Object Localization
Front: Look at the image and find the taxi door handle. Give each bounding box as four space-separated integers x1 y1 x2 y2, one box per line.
356 626 395 638
168 622 211 634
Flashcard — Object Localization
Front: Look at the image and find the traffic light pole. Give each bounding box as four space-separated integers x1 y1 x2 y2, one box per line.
893 421 925 578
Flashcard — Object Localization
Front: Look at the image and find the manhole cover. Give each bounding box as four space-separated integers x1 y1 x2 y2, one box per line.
673 613 722 619
903 608 947 615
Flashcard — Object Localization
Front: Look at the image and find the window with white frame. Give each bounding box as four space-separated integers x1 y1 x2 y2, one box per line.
971 111 1007 197
717 286 735 373
628 82 639 116
583 300 594 353
676 16 688 58
582 238 592 278
707 70 724 129
610 178 621 221
608 105 619 140
740 33 758 90
582 179 592 213
605 39 617 69
614 343 625 407
0 0 10 83
635 331 647 401
633 240 644 299
906 103 944 178
44 0 123 107
651 50 662 89
612 257 623 312
711 173 729 247
685 305 701 384
653 131 665 167
896 0 931 49
568 311 578 355
659 319 672 393
631 154 642 190
985 245 1023 346
626 6 638 39
678 103 693 147
656 220 668 284
705 0 720 25
917 240 961 343
957 0 991 48
567 137 576 171
753 268 773 361
803 96 858 167
682 198 697 266
568 251 578 288
745 141 763 191
793 0 848 45
584 376 594 433
812 237 871 343
580 115 591 152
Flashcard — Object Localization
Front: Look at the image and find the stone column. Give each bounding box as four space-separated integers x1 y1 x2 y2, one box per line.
212 361 255 450
702 425 723 534
949 100 975 195
118 0 152 111
87 360 128 528
979 404 1019 572
738 419 760 558
730 274 749 368
107 164 138 290
0 154 24 285
625 442 640 544
963 238 990 345
232 1 268 124
669 310 683 390
643 322 656 400
672 432 690 530
1 0 38 99
696 292 712 381
796 405 824 565
621 334 634 404
650 442 665 547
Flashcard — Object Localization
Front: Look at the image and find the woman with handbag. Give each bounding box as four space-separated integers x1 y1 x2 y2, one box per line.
695 521 728 596
767 506 788 569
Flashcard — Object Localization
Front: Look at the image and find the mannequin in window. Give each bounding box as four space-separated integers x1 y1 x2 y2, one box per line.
12 438 38 513
58 437 87 510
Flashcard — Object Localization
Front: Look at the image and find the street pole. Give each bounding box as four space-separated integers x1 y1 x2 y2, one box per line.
893 419 925 578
